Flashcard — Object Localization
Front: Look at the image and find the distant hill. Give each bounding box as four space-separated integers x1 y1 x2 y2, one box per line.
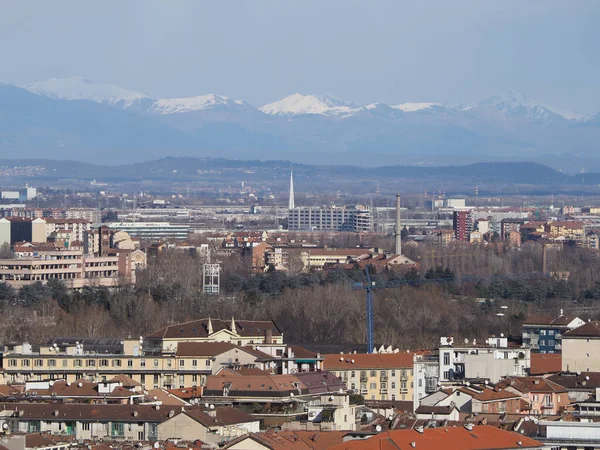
0 157 592 187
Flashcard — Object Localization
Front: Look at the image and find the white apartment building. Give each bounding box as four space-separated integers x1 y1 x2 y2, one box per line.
288 206 372 232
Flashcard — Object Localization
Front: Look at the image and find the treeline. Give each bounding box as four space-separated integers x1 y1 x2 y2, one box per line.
2 243 600 349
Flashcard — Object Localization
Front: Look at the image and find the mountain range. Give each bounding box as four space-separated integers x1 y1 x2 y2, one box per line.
1 76 599 169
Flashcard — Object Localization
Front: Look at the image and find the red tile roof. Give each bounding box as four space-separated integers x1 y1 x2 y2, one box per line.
530 353 562 375
564 321 600 338
146 318 281 339
329 425 543 450
324 352 413 370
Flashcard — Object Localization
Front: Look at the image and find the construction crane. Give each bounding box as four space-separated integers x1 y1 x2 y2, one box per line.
354 266 376 354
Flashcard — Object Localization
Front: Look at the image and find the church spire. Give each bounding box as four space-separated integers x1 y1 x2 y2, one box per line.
288 170 295 209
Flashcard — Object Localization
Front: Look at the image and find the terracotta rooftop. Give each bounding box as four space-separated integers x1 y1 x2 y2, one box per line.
458 386 522 402
522 314 579 326
530 353 562 375
176 407 256 428
224 430 349 450
547 372 600 390
176 341 237 357
564 321 600 338
329 425 543 450
324 352 414 370
496 377 567 394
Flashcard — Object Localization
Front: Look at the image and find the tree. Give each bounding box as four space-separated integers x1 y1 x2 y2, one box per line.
0 243 13 259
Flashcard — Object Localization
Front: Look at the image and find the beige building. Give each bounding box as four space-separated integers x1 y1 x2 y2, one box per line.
0 319 284 390
157 407 259 445
323 353 414 401
0 248 137 288
562 321 600 372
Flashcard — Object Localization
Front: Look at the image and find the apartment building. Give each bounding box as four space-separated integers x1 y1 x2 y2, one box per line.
288 206 371 232
0 319 285 390
0 248 137 288
323 353 414 401
522 313 584 353
107 222 190 241
496 377 569 415
562 321 600 372
44 218 92 243
0 217 46 246
452 210 473 241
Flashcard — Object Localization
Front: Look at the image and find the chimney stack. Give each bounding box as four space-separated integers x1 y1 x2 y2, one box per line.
395 193 402 255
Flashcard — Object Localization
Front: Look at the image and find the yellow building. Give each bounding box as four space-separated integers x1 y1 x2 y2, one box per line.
0 318 284 390
324 352 414 402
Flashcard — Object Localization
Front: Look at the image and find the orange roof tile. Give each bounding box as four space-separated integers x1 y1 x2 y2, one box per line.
324 352 413 370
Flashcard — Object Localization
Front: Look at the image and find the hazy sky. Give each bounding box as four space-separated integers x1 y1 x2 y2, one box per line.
1 0 599 114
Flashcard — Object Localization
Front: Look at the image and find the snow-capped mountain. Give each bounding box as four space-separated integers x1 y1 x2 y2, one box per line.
478 90 565 122
10 77 600 167
260 93 358 117
25 76 149 109
150 94 251 115
391 102 441 112
24 77 252 116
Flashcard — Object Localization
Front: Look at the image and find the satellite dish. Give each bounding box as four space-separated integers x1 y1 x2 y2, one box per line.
204 403 209 408
290 393 294 397
500 333 504 338
375 425 382 432
209 404 215 410
2 423 8 430
153 443 159 449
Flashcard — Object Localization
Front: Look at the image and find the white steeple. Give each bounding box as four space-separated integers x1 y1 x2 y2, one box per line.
288 170 295 209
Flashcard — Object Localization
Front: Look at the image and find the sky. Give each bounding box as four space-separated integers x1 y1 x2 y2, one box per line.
1 0 599 114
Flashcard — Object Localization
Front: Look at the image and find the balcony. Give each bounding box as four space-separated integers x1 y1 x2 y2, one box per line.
360 376 368 382
380 376 388 382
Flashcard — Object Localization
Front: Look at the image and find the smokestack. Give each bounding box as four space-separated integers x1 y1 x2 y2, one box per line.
288 170 295 209
542 243 547 275
395 193 402 255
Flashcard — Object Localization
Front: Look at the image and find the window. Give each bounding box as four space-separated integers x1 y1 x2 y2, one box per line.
391 370 396 377
48 359 56 367
167 359 172 368
140 359 146 367
100 359 109 367
179 360 185 368
192 360 198 368
192 374 198 383
548 330 555 335
153 374 159 384
22 359 30 367
418 379 422 387
34 359 43 367
62 359 68 368
74 359 82 368
391 394 396 401
82 423 90 431
128 360 133 368
351 383 356 389
443 353 450 365
8 359 17 367
140 374 146 384
540 329 546 335
206 359 211 367
401 380 407 389
276 349 283 356
380 370 386 377
153 359 159 368
87 359 96 367
548 339 555 346
370 371 376 377
179 375 184 385
370 383 377 389
351 371 356 378
391 382 396 389
443 371 449 379
113 359 122 367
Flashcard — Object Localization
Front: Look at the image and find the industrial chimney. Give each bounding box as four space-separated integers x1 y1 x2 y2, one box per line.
395 193 402 255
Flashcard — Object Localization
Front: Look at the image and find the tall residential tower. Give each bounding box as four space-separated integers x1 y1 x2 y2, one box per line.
288 170 295 209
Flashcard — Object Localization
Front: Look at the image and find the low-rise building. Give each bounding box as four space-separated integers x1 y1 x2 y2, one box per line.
496 376 568 415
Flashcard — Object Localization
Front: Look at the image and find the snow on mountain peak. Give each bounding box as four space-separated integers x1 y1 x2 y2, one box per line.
391 102 440 112
25 76 148 108
151 94 248 115
260 93 355 116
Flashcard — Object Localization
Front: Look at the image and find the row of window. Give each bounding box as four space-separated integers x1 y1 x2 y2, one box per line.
6 358 212 369
341 369 412 378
